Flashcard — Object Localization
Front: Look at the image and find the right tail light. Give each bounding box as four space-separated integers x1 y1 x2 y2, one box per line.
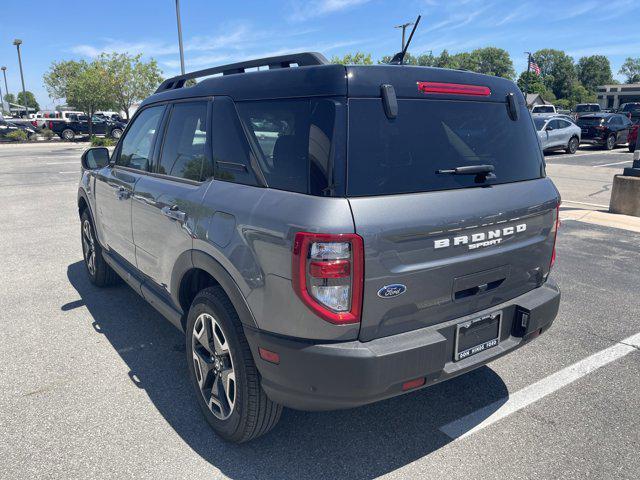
292 232 363 325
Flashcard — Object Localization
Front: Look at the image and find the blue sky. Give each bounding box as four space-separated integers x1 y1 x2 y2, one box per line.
1 0 638 109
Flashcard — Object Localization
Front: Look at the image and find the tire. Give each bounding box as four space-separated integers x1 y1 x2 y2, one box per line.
629 143 636 153
80 210 119 287
62 128 75 141
186 286 282 443
566 136 579 154
110 128 123 139
605 134 616 150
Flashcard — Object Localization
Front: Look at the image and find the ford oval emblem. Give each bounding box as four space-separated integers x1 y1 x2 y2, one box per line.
377 284 407 298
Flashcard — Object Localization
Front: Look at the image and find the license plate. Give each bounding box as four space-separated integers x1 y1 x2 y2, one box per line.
454 312 501 361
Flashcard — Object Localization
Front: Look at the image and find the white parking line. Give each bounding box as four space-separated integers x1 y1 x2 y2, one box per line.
546 151 610 160
562 200 609 208
592 160 633 168
439 332 640 441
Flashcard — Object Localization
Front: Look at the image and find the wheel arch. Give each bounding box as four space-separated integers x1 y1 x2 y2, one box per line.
172 250 259 331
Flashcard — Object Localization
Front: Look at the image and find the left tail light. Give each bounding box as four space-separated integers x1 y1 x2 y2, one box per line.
550 203 560 270
292 232 364 324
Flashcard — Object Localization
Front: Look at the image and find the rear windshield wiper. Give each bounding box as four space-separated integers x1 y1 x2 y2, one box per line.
436 165 495 176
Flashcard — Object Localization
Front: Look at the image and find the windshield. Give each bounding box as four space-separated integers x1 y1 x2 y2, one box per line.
534 117 547 130
347 99 544 196
576 105 600 112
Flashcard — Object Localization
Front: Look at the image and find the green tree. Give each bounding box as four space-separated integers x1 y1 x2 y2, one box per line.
100 53 163 120
576 55 613 91
330 52 373 65
435 50 459 69
43 60 88 102
4 93 16 104
68 61 117 134
517 71 556 101
464 47 515 78
619 57 640 83
533 49 576 99
16 91 40 112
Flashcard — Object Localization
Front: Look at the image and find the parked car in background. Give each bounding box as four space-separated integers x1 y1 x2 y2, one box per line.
573 103 601 121
32 110 84 129
51 114 126 141
534 115 581 153
0 118 36 141
531 104 556 114
628 124 638 152
617 102 640 124
577 113 633 150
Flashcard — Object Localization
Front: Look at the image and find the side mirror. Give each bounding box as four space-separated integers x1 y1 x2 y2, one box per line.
81 147 110 170
545 125 554 131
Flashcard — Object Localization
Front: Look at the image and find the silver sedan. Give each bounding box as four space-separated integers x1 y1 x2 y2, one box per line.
534 116 581 154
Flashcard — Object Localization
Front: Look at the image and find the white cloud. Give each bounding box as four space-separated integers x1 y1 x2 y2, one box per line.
289 0 371 21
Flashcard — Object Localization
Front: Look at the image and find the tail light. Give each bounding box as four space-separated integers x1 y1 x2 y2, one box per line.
292 232 363 324
31 120 37 127
418 81 491 96
48 121 53 129
595 125 606 131
549 203 560 270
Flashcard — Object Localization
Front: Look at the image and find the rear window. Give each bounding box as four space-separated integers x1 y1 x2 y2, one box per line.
236 99 336 195
533 106 555 113
347 99 544 197
621 104 640 112
578 117 604 126
576 105 600 112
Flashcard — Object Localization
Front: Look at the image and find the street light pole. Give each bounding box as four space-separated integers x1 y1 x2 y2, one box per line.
175 0 186 75
395 21 415 51
13 40 29 118
1 67 9 114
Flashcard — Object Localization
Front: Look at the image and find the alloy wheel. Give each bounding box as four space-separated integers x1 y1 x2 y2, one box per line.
82 219 96 276
569 138 578 154
607 135 615 150
192 313 236 420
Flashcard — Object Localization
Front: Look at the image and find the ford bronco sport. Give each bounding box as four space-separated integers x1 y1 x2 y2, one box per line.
77 52 561 443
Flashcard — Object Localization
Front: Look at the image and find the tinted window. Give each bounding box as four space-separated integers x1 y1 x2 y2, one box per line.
578 117 604 126
211 97 258 186
117 105 164 170
157 102 208 181
576 105 600 112
609 116 622 125
348 99 543 196
533 118 546 130
236 99 335 195
534 106 555 113
548 120 561 129
558 120 572 129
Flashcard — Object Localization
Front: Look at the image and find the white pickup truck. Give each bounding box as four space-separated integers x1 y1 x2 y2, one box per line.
530 104 557 114
31 110 84 129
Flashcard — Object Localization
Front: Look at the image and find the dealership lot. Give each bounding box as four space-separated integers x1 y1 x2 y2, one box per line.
1 143 639 479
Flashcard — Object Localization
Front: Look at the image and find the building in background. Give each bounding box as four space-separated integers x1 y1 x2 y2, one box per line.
597 84 640 110
526 93 552 109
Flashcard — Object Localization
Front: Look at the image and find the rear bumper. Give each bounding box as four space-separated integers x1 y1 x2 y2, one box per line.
580 137 605 145
245 279 560 411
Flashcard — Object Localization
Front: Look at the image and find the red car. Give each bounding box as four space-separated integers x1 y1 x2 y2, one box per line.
629 124 638 152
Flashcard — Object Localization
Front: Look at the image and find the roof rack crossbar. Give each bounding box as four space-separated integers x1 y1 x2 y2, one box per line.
155 52 329 93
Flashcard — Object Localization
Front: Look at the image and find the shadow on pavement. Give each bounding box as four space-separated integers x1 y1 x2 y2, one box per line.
64 260 508 479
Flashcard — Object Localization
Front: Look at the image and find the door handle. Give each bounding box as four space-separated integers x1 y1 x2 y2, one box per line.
161 205 187 223
115 187 131 200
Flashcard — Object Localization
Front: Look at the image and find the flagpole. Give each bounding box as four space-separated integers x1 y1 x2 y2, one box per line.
524 52 531 97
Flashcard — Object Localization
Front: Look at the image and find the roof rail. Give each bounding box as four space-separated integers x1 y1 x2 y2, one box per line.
155 52 329 93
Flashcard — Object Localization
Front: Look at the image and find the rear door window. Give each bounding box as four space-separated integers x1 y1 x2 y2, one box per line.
347 99 543 196
157 101 209 181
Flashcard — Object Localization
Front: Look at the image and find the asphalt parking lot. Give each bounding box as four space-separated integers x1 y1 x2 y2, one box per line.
1 142 639 479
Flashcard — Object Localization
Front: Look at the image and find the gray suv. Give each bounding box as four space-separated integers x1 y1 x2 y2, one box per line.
77 52 561 443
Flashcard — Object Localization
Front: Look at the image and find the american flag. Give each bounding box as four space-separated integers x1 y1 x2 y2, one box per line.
529 59 541 76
